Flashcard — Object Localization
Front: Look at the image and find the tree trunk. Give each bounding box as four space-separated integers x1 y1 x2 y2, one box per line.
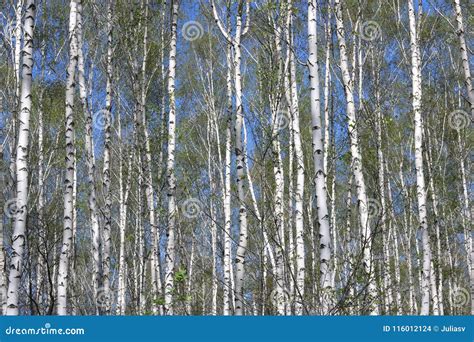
57 0 78 316
139 0 162 315
0 146 7 314
284 0 305 315
453 0 474 116
164 0 178 315
269 18 286 315
222 37 233 316
308 0 332 314
100 0 114 315
407 0 432 315
6 0 35 316
117 113 132 315
232 2 250 316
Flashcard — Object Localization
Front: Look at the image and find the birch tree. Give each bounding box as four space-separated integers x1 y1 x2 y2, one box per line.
307 0 332 313
140 0 162 315
453 0 473 314
285 0 305 315
211 0 250 316
0 146 7 314
6 0 36 316
222 33 233 315
101 0 114 315
453 0 474 116
57 0 79 315
164 0 179 315
407 0 432 315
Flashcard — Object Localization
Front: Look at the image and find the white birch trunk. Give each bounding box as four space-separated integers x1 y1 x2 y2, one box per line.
457 131 472 314
117 101 132 314
9 0 22 187
57 0 78 316
211 0 250 315
0 146 7 313
407 0 432 315
308 0 332 314
5 0 35 316
222 38 233 316
232 2 250 316
186 239 195 315
287 105 295 303
270 23 286 314
284 1 305 315
100 0 113 315
453 0 474 116
206 115 218 315
164 0 178 315
323 6 332 178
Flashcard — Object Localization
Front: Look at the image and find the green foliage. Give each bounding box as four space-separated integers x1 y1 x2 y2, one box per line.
174 267 187 283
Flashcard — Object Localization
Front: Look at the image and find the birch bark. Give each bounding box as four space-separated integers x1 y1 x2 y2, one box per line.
407 0 432 315
139 0 162 314
308 0 332 314
117 115 132 315
0 146 6 313
101 0 113 315
5 0 35 316
211 0 250 315
222 39 233 315
232 1 250 316
164 0 178 315
453 0 473 314
270 17 286 315
57 0 78 316
453 0 474 116
284 0 305 315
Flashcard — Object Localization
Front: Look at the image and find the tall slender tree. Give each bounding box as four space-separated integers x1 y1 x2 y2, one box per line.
57 0 79 316
164 0 179 315
211 0 250 316
101 0 114 315
6 0 36 316
307 0 332 313
407 0 432 315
